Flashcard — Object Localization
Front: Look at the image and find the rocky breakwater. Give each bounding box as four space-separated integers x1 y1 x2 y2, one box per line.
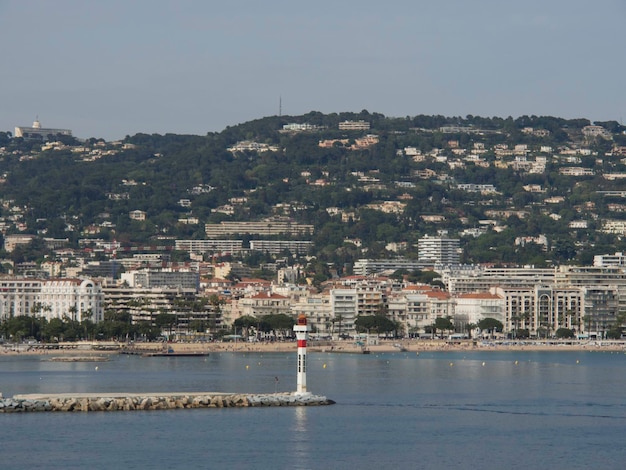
0 392 334 413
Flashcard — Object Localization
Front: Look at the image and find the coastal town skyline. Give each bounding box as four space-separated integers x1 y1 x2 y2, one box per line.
1 0 625 140
2 110 626 342
3 3 626 467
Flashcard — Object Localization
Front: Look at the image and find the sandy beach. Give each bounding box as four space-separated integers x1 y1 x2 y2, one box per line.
202 339 626 354
3 339 626 356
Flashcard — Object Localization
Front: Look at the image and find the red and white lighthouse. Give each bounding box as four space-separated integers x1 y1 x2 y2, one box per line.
293 314 311 395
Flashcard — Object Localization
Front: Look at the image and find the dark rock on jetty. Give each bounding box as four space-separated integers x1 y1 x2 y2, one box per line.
0 392 335 413
46 356 110 362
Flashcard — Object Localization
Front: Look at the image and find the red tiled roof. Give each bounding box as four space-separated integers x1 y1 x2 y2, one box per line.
425 291 450 300
403 285 433 292
249 292 288 300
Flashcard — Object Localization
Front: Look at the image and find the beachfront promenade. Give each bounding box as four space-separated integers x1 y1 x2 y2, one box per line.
3 338 626 356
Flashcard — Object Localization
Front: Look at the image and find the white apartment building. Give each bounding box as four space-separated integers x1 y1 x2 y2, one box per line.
121 269 200 291
205 220 314 238
0 277 104 322
554 266 626 318
388 292 432 335
491 283 612 338
103 286 206 331
236 292 292 318
356 286 386 317
594 252 626 267
454 292 505 327
291 295 332 337
445 267 556 294
338 120 370 131
249 240 313 255
227 141 279 153
353 258 427 276
456 183 498 193
3 234 36 253
175 239 244 254
444 265 626 337
330 289 358 337
387 288 454 336
559 167 594 176
418 235 461 265
282 123 320 131
601 219 626 235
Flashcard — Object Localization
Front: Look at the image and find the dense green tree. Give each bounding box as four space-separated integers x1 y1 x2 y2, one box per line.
354 314 396 337
154 312 177 336
1 111 624 270
477 318 504 338
555 327 575 339
433 317 455 338
233 315 259 337
261 314 295 338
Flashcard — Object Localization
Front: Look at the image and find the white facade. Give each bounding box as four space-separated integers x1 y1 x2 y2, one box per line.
121 269 199 291
205 220 314 238
454 293 505 326
3 234 36 252
594 252 626 267
330 289 358 337
38 279 104 322
387 289 454 336
353 258 427 276
338 120 370 131
492 285 588 336
236 292 291 318
602 219 626 235
175 239 244 254
291 295 332 337
0 278 103 322
418 236 461 265
249 240 313 255
14 119 72 140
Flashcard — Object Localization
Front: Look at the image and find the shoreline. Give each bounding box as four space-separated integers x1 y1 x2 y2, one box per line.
3 339 626 356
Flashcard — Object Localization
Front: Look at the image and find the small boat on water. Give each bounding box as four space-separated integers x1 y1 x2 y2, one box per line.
120 346 209 357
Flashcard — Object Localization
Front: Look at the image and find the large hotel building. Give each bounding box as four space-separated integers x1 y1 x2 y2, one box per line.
0 278 104 322
14 118 72 141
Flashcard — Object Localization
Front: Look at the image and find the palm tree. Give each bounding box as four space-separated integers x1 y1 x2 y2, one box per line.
331 314 343 338
510 314 520 339
209 294 225 334
81 308 94 340
465 322 477 340
582 315 593 337
68 305 78 322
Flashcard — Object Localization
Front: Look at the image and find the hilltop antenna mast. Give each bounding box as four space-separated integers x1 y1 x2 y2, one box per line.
279 96 282 117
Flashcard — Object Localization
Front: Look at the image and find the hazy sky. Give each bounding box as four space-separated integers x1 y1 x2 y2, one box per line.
1 0 625 140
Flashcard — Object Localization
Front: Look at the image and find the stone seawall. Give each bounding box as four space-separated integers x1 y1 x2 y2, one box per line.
0 392 334 413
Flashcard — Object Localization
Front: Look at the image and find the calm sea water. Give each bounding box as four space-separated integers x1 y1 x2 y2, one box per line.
2 349 626 470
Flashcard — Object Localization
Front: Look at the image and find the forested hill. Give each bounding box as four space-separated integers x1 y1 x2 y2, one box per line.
1 111 626 270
